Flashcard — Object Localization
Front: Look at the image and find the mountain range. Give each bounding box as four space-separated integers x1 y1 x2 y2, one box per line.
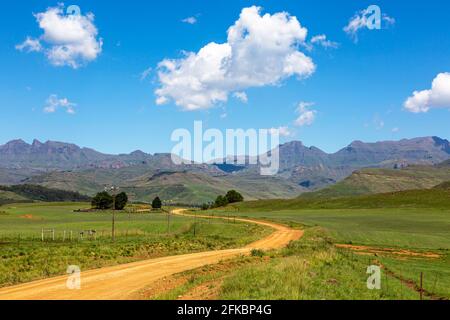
0 136 449 203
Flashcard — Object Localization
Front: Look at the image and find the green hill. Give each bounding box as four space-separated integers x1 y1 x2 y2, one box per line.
232 187 450 212
0 185 91 205
25 168 304 205
298 164 450 199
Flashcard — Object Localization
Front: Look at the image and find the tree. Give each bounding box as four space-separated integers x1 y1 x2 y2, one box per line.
201 203 210 211
91 192 113 210
214 195 229 208
152 196 162 209
225 190 244 204
114 192 128 210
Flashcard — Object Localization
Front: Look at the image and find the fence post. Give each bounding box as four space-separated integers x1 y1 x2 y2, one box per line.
420 272 424 300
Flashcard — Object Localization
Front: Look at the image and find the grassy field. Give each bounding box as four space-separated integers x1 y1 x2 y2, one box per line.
0 202 270 287
212 207 450 250
151 228 420 300
190 188 450 300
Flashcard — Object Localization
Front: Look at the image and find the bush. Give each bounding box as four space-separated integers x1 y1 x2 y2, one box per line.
91 192 113 210
152 197 162 209
225 190 244 203
251 249 265 257
114 192 128 210
214 195 229 208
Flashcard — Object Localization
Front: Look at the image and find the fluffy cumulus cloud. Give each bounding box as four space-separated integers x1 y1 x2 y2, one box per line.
155 6 315 111
344 5 395 41
16 5 102 68
295 102 316 127
404 73 450 113
44 94 76 114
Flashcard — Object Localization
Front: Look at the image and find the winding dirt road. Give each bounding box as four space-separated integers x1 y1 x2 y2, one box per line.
0 210 303 300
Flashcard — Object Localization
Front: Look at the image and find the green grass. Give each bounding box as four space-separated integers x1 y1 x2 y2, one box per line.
300 165 450 199
152 228 423 300
202 188 450 300
376 255 450 298
232 187 450 211
213 207 450 250
220 228 420 300
0 202 271 287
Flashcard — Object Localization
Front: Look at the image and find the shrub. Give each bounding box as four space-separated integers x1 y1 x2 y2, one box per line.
114 192 128 210
225 190 244 203
91 192 113 210
152 197 162 209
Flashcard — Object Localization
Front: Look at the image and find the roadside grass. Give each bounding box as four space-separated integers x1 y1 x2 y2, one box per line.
206 202 449 299
220 228 419 300
376 255 450 299
149 228 423 300
0 202 270 287
151 256 259 300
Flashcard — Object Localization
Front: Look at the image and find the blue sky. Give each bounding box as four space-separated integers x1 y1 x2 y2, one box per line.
0 0 449 155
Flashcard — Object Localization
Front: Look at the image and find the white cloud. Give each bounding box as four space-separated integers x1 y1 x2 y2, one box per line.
392 127 400 133
269 126 291 137
156 6 315 111
295 102 316 127
310 34 339 49
17 5 102 68
344 6 395 42
182 16 197 24
44 94 76 114
233 91 248 103
16 37 42 52
404 73 450 113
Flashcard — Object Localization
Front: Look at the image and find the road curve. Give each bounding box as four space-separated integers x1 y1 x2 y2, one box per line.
0 209 303 300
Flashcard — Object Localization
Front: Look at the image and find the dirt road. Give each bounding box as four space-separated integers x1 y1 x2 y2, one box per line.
0 209 303 300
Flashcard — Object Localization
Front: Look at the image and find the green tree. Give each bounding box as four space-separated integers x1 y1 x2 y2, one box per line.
152 196 162 209
214 195 229 208
225 190 244 203
91 192 113 210
114 192 128 210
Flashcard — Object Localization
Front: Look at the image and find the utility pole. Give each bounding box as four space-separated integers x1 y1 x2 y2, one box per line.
167 209 171 234
105 185 119 243
193 214 197 237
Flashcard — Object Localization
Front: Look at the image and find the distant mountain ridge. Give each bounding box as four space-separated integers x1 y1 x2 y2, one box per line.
0 139 155 170
0 136 449 203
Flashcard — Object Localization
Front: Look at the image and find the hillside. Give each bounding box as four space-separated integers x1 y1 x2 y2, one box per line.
26 169 304 204
232 186 450 212
0 185 91 205
299 164 450 199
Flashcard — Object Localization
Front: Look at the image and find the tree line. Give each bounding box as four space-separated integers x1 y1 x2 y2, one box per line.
91 191 163 210
91 189 243 211
202 190 244 210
